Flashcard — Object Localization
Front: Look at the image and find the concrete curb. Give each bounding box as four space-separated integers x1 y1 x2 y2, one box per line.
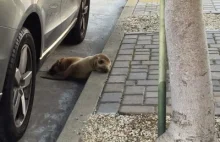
57 0 138 142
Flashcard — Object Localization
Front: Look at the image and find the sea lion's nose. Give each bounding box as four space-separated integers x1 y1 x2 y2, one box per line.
103 67 110 73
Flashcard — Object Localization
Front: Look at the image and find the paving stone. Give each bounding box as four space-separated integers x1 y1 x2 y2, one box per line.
126 80 136 86
210 44 220 48
216 40 220 44
211 65 220 71
209 54 220 60
146 86 158 91
214 92 220 96
104 84 124 93
111 68 129 75
97 103 120 114
122 95 143 104
138 35 152 40
151 56 159 61
137 40 151 44
135 45 144 49
210 60 215 65
215 96 220 103
215 102 220 108
212 80 220 86
152 49 159 52
214 86 220 91
130 69 148 72
209 51 219 54
129 72 147 79
216 37 220 40
131 65 148 69
144 45 159 49
149 65 159 70
145 98 158 105
153 42 159 44
101 93 122 103
208 39 215 44
214 34 220 37
125 86 145 95
206 33 213 38
149 70 159 75
108 76 126 83
137 80 158 85
114 61 130 68
153 39 159 42
135 52 150 55
136 49 150 52
131 61 141 65
153 35 159 39
122 38 137 44
134 55 150 60
124 35 138 39
121 44 135 49
215 60 220 64
151 53 159 56
142 61 159 65
148 75 158 79
118 49 134 55
119 105 155 114
145 92 158 98
116 55 132 61
208 47 218 51
215 107 220 115
212 72 220 79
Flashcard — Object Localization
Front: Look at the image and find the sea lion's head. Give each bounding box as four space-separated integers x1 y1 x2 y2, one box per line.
48 58 66 75
93 53 111 73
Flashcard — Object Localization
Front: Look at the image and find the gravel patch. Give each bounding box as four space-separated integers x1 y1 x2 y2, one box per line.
81 114 220 142
121 13 220 33
121 13 159 33
204 13 220 30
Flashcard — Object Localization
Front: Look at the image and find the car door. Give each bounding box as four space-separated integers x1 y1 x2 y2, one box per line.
37 0 62 51
60 0 80 33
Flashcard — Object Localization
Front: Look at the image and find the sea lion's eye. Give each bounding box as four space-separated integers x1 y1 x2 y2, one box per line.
98 60 104 64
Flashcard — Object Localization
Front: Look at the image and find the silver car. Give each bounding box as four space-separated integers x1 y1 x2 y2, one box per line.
0 0 90 141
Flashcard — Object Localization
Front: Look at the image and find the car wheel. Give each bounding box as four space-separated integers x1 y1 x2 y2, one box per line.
1 27 36 141
65 0 90 44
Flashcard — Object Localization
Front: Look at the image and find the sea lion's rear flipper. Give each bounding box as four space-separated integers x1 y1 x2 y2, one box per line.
39 72 66 81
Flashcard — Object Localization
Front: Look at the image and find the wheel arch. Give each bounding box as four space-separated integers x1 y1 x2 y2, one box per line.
22 12 42 68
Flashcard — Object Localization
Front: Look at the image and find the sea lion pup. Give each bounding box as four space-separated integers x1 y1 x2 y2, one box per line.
43 53 111 80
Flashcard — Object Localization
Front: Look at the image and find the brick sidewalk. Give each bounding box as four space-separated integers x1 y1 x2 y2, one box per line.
95 0 220 115
203 0 220 13
96 31 220 115
133 0 220 15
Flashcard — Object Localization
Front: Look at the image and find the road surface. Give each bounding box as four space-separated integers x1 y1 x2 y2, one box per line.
18 0 126 141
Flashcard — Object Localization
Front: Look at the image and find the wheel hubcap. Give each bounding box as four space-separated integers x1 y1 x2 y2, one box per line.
13 44 32 127
80 0 89 36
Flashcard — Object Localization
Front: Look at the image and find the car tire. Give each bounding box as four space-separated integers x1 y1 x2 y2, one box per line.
64 0 90 44
1 27 36 141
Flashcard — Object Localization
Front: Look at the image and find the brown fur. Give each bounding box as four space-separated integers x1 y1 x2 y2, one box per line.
47 53 111 80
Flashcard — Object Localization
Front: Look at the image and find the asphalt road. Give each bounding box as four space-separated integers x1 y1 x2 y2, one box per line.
18 0 126 141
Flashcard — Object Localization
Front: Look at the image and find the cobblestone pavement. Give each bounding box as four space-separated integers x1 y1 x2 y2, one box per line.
133 0 220 15
96 31 220 115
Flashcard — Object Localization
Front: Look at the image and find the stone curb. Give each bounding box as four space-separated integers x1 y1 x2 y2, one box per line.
56 0 138 142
